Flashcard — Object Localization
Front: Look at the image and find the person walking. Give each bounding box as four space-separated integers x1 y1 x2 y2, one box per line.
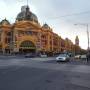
86 51 90 62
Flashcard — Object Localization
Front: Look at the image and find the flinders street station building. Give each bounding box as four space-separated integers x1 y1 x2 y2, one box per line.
0 5 81 55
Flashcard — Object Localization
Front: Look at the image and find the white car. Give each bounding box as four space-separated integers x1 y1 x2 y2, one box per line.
40 54 47 58
74 55 81 59
80 55 86 59
56 54 70 62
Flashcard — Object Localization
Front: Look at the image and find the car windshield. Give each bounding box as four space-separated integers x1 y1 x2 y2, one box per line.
59 54 67 57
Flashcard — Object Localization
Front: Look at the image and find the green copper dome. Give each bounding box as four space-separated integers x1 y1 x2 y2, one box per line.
16 5 38 23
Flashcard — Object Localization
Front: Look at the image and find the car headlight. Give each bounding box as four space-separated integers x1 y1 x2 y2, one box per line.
63 58 66 60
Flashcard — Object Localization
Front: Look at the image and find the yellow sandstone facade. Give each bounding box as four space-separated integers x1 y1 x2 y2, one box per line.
0 5 80 55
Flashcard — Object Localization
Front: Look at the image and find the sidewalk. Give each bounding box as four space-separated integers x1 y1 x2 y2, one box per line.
0 54 27 57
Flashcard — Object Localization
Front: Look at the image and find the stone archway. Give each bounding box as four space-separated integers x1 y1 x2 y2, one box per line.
19 40 36 54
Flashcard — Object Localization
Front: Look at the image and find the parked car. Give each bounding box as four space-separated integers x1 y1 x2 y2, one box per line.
74 55 81 59
25 53 36 58
80 54 86 59
56 54 70 62
40 54 47 58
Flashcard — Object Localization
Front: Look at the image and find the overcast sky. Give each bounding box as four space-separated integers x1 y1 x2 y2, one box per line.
0 0 90 49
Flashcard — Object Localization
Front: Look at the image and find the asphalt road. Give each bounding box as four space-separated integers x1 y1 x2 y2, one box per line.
0 56 90 90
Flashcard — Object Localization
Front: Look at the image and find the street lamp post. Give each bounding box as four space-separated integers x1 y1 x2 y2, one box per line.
86 24 89 50
74 24 89 51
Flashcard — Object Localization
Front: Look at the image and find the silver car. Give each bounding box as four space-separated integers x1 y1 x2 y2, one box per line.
56 54 70 62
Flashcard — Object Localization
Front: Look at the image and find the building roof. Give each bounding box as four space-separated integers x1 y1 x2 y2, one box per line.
42 23 50 29
16 5 38 23
0 18 10 25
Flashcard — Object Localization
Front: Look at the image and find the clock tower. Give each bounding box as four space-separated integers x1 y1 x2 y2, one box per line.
75 36 79 46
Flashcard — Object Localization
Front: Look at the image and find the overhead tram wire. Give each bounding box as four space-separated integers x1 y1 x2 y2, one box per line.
47 10 90 20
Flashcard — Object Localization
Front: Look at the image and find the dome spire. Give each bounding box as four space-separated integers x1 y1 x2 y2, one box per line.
25 5 30 20
27 0 28 6
26 0 29 12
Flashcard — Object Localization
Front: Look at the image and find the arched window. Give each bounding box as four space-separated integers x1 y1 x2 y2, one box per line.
20 41 36 49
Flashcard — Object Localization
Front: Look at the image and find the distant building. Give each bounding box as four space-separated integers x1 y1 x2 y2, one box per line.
0 5 81 55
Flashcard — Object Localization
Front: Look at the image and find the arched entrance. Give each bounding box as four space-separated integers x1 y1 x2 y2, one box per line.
19 40 36 54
